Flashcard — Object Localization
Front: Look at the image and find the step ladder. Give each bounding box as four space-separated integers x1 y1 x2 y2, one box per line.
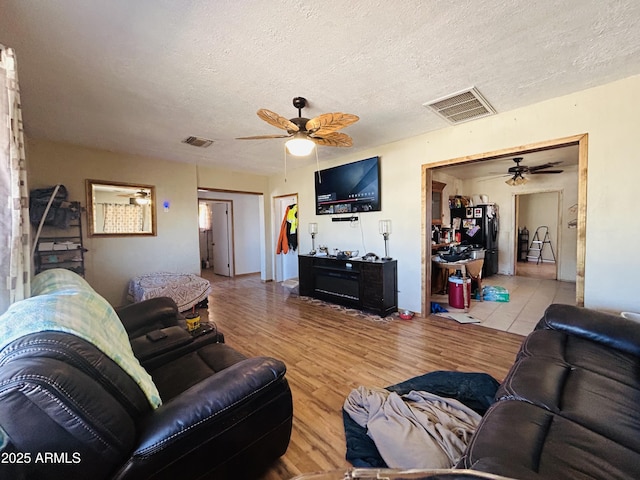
527 226 556 265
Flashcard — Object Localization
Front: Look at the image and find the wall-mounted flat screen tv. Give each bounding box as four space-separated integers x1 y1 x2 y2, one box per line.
315 156 380 215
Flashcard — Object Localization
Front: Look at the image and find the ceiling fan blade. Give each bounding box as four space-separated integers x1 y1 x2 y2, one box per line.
477 175 510 182
117 190 147 198
530 170 564 174
236 134 293 140
527 161 562 172
306 113 359 135
311 132 353 147
256 109 299 132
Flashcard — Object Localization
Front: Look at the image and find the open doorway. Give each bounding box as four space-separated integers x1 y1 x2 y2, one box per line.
197 189 265 281
422 133 587 319
273 193 298 283
515 192 561 280
198 199 233 277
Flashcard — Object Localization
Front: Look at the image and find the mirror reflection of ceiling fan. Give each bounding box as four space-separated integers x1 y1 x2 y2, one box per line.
236 97 359 156
504 157 563 186
118 189 150 204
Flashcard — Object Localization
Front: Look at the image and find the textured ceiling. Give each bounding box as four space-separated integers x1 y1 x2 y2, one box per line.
2 0 640 176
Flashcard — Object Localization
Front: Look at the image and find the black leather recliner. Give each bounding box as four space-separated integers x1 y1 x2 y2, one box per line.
0 296 293 480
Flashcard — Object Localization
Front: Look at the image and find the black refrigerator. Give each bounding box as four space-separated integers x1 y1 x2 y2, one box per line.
450 203 499 277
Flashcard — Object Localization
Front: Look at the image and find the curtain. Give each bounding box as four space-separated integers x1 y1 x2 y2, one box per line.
198 202 211 230
0 45 30 314
102 203 145 233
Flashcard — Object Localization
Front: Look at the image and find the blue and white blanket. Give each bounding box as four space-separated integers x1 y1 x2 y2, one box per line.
0 268 161 408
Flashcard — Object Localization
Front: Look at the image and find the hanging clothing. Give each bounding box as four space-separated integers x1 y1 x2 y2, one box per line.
276 205 290 254
286 204 298 251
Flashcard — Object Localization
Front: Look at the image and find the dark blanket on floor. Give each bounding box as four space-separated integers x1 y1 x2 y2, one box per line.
342 370 500 468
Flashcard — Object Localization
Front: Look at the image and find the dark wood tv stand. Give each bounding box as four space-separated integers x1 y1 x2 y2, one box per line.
298 255 397 317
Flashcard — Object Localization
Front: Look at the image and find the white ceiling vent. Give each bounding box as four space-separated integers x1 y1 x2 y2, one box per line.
423 87 496 124
182 136 214 148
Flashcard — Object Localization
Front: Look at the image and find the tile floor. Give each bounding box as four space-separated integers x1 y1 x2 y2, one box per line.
432 273 576 336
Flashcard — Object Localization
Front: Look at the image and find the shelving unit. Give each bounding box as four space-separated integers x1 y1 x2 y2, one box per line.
517 227 529 262
34 201 87 276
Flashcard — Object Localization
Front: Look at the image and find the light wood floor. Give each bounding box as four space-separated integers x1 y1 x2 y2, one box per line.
199 271 524 480
515 260 557 279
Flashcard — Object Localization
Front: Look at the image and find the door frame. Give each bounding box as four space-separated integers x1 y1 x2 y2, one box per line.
198 198 235 277
513 190 562 279
197 187 267 280
273 193 298 282
421 133 588 316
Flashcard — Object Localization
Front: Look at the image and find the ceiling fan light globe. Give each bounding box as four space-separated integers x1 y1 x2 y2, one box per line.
286 135 315 156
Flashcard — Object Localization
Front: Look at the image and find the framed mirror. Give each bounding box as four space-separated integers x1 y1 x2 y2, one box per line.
86 179 157 236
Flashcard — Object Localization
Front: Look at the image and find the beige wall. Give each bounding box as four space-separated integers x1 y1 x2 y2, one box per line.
27 140 272 305
26 74 640 313
27 139 200 305
268 74 640 314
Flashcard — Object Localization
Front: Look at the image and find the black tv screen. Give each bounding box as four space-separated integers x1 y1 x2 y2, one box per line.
315 156 380 215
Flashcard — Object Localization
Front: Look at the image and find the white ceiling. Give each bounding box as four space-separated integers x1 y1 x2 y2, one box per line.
2 1 640 176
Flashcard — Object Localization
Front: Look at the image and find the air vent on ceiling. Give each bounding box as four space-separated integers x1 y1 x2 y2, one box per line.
182 136 214 148
423 87 496 124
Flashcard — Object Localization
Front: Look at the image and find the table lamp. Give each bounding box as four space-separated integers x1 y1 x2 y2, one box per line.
379 219 392 260
309 223 318 254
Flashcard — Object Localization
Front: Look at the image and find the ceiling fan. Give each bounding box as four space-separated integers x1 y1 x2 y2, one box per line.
118 189 150 204
505 157 563 186
236 97 359 156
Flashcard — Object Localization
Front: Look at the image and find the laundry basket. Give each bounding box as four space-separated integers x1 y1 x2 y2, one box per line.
282 278 299 297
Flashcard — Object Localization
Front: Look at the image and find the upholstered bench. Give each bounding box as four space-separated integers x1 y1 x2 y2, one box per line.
128 272 211 312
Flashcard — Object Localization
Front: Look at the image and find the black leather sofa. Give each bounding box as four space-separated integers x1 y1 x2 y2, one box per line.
458 304 640 479
0 292 293 480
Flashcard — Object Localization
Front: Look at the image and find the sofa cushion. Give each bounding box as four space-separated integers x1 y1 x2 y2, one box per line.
461 400 640 479
497 356 640 450
148 343 249 401
518 328 639 385
0 338 143 479
0 332 151 418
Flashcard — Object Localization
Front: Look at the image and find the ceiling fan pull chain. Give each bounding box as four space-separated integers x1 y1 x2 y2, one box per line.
283 143 288 183
315 147 322 184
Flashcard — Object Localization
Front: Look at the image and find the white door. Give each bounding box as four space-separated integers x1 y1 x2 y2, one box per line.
275 195 298 282
212 202 232 276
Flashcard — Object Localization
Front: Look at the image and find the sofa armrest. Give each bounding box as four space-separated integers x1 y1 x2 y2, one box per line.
115 356 290 479
538 304 640 357
115 297 181 338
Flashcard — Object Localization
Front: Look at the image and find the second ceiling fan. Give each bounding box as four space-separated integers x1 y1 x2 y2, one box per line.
505 157 563 185
236 97 359 156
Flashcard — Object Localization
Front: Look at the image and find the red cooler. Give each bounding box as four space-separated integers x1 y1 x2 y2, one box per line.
448 275 471 310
